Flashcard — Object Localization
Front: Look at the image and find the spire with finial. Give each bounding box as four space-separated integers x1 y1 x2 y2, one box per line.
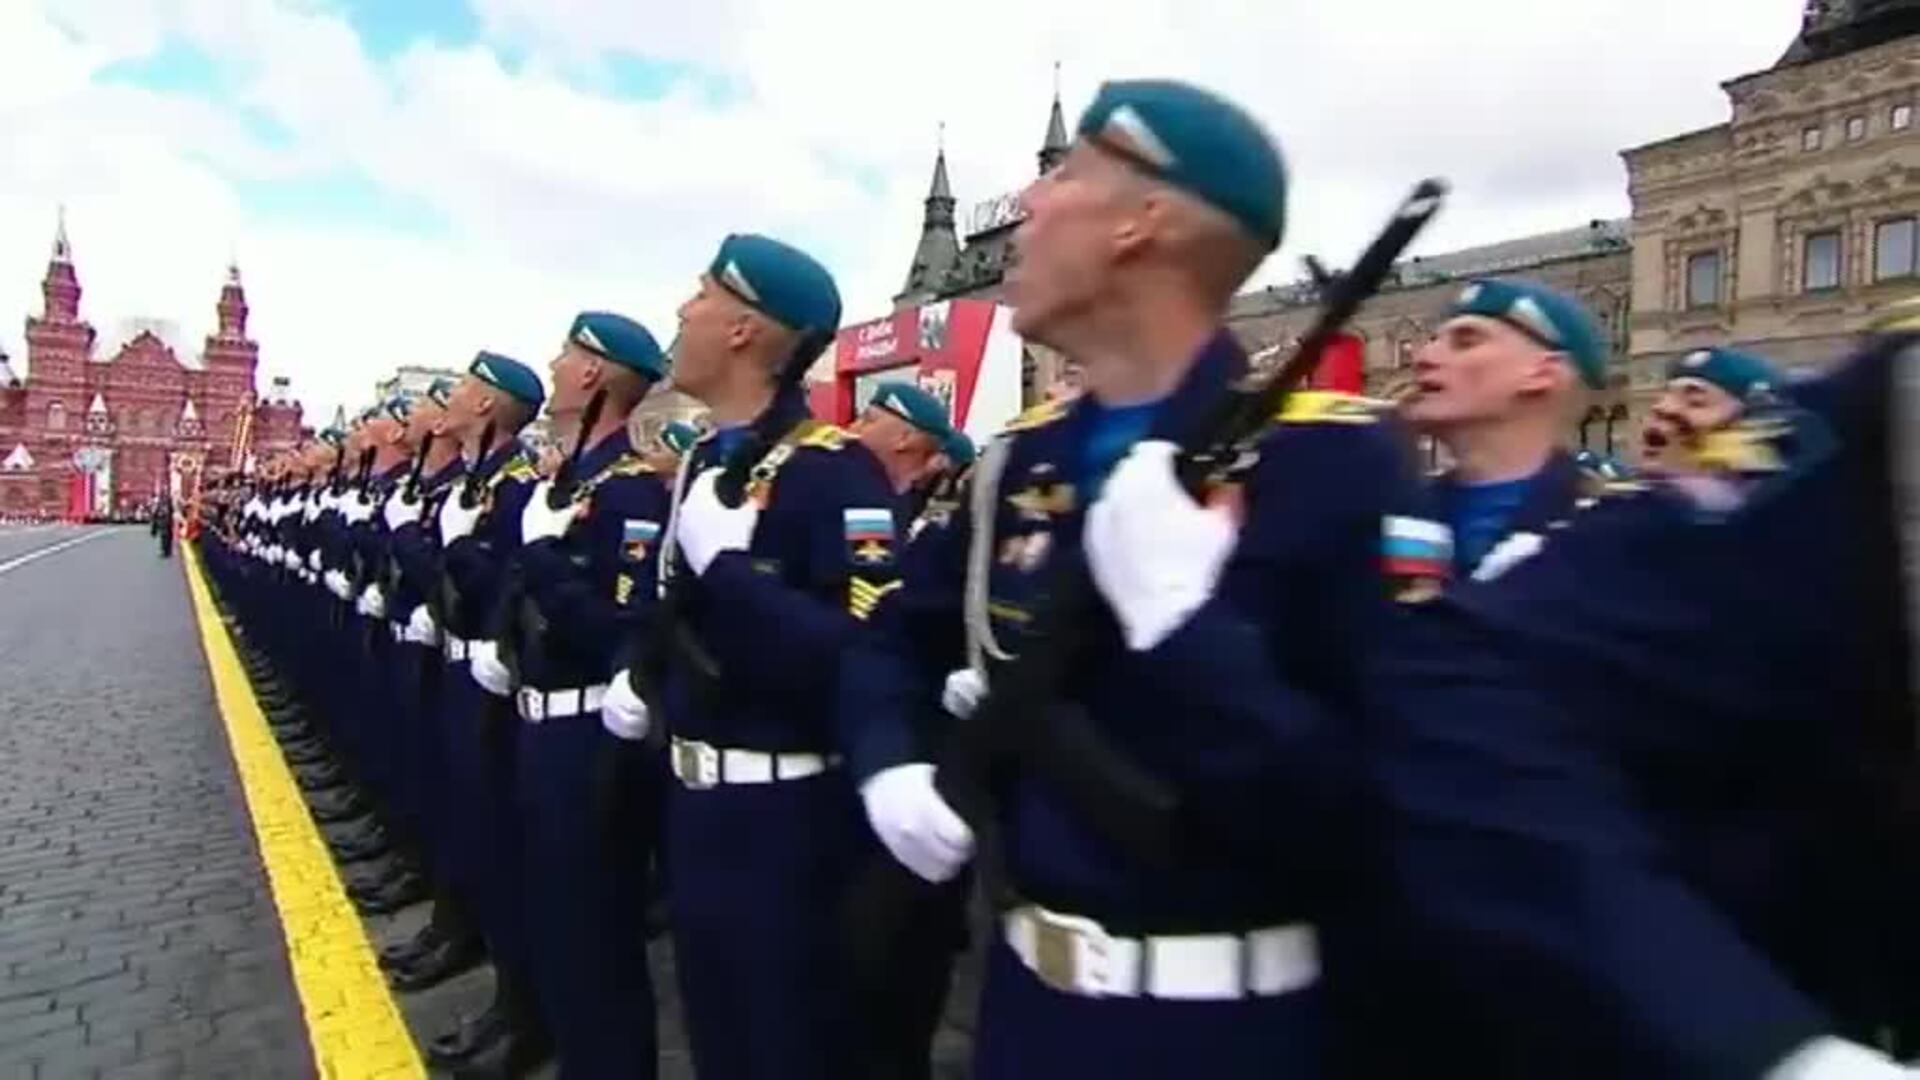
1039 62 1069 175
216 256 249 340
40 208 82 322
52 204 71 264
896 123 962 305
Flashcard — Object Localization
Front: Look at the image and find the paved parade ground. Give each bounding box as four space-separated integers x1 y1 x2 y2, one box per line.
0 526 976 1078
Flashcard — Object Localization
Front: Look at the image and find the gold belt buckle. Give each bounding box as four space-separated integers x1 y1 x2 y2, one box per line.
674 740 719 789
1027 907 1114 994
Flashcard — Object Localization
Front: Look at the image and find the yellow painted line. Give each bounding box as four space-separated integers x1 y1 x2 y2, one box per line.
180 543 425 1080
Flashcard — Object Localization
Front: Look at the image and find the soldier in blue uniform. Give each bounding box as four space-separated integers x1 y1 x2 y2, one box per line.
845 379 978 1077
1370 331 1919 1077
606 233 895 1078
374 378 486 991
421 352 553 1075
500 312 671 1077
841 80 1420 1077
1399 278 1614 579
1638 344 1783 472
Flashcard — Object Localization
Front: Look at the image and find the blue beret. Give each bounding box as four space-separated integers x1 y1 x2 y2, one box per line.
319 427 345 446
661 420 701 455
1666 347 1780 403
709 234 842 359
1077 79 1288 250
868 381 955 440
468 350 545 410
941 429 977 467
568 311 668 382
1448 278 1609 391
425 378 454 407
381 395 412 422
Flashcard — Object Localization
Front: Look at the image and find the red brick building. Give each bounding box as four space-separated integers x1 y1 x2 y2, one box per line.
0 219 304 519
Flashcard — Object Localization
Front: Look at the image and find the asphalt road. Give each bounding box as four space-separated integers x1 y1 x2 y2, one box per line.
0 527 312 1079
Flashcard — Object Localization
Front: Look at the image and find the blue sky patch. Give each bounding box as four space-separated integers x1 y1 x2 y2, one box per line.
325 0 480 60
235 170 453 239
97 38 228 96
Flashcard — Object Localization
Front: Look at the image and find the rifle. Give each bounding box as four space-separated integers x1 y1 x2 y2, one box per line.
932 177 1448 893
403 432 435 502
503 389 609 685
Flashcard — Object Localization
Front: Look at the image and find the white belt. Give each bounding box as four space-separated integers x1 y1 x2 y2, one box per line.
1003 903 1318 1002
517 684 607 723
670 736 836 789
444 635 474 663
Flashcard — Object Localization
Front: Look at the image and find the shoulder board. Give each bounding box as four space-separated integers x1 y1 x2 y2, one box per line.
1275 390 1392 426
795 422 851 451
604 455 656 478
501 455 540 482
1001 398 1070 433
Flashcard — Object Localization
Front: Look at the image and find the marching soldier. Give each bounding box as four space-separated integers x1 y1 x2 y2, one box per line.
374 378 486 992
1638 345 1785 471
1371 331 1919 1077
840 79 1420 1076
422 352 552 1076
1398 279 1616 579
604 233 894 1078
502 312 672 1077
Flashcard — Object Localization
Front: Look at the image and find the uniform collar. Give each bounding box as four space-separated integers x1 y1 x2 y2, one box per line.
1063 329 1246 447
710 383 814 470
474 440 521 483
1440 449 1583 536
423 457 466 493
574 428 635 481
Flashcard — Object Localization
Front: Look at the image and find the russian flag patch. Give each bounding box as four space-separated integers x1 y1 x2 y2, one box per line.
844 508 895 566
622 519 661 562
1382 515 1452 579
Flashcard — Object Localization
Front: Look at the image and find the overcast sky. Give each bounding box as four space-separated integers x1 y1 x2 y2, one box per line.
0 0 1808 423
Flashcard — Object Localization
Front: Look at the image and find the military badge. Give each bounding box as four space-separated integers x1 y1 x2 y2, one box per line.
844 508 895 566
622 519 660 562
614 572 634 606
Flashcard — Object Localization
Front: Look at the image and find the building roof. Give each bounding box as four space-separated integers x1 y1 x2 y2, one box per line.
1231 218 1631 315
2 444 32 471
1779 0 1920 66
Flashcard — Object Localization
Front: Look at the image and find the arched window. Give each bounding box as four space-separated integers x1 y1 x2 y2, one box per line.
47 402 66 431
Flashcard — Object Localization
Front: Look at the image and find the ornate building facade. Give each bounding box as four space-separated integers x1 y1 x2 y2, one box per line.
0 219 305 519
883 1 1920 456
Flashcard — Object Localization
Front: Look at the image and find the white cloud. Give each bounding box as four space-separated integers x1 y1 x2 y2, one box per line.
0 0 1810 426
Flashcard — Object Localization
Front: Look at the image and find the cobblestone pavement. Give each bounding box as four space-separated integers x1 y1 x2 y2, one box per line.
0 528 312 1079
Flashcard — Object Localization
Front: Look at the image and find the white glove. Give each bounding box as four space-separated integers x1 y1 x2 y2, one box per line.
1764 1038 1911 1079
439 491 483 545
860 763 974 884
383 490 421 531
675 468 759 576
600 669 651 742
468 640 512 697
1085 440 1236 652
356 583 387 619
306 549 322 573
942 668 987 720
520 480 582 545
403 604 439 646
324 569 353 601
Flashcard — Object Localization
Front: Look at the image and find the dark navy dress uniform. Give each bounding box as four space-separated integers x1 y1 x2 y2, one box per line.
384 456 467 878
436 439 540 982
1369 351 1918 1077
502 422 668 1078
655 384 900 1079
843 333 1422 1078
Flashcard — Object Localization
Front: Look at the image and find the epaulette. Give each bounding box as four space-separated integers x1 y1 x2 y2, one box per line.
1274 390 1392 425
1001 398 1070 433
604 455 657 477
501 454 540 482
795 423 851 452
1868 293 1920 333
